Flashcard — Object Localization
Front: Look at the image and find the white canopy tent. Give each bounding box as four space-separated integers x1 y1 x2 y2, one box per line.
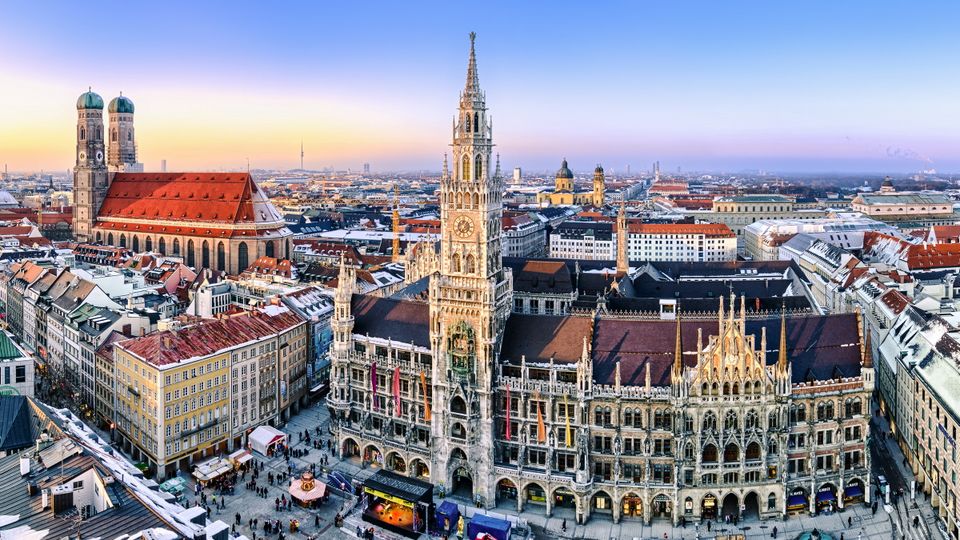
249 425 288 456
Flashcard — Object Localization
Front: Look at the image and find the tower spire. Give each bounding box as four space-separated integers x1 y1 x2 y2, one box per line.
465 31 479 95
672 310 683 381
495 153 501 178
392 184 401 262
442 153 449 179
616 197 628 276
778 304 789 372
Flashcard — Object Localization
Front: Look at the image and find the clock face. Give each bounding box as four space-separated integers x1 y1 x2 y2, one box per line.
453 215 475 238
95 151 103 163
78 151 86 161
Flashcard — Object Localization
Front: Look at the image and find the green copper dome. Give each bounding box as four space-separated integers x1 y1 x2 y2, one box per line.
108 95 135 114
556 159 574 179
77 89 104 110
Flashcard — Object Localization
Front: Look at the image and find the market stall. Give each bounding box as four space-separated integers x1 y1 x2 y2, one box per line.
192 458 233 486
467 514 511 540
361 469 433 539
248 425 287 456
228 448 254 470
434 500 460 535
289 471 327 508
159 476 187 502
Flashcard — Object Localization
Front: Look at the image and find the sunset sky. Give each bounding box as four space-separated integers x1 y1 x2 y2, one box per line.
3 1 960 174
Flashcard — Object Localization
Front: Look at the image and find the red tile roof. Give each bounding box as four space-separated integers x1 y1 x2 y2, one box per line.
119 310 303 366
98 173 284 226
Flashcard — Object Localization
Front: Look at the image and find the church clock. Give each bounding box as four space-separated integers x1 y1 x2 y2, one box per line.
454 215 475 238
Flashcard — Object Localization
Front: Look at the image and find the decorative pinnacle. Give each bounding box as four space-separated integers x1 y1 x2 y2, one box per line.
465 32 480 94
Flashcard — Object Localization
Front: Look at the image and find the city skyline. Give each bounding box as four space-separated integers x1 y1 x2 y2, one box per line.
3 1 960 174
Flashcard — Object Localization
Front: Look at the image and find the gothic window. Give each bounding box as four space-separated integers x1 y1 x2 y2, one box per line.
452 253 461 273
96 127 101 141
187 240 195 267
745 442 762 460
702 412 717 431
237 242 249 271
127 131 132 142
447 321 476 376
768 494 777 510
723 443 739 462
754 381 762 394
731 383 739 395
450 396 467 415
724 411 738 430
817 402 834 421
473 112 478 132
711 382 719 395
266 241 275 258
202 240 210 268
465 254 476 274
173 238 181 256
767 439 778 455
702 444 718 463
845 398 862 417
132 236 140 252
451 422 466 440
145 237 152 252
768 410 779 429
456 192 462 208
723 382 730 395
111 129 117 142
473 192 479 208
461 155 471 181
465 114 471 133
158 237 166 255
107 233 114 246
475 154 483 180
745 410 759 430
789 404 806 424
80 127 86 141
217 242 226 270
701 383 708 395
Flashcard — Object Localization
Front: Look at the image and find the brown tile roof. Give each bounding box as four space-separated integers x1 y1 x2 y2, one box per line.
501 314 592 364
508 260 573 294
589 313 862 386
351 295 430 348
119 310 303 366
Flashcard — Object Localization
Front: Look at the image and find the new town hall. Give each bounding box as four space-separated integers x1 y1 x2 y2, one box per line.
328 35 873 525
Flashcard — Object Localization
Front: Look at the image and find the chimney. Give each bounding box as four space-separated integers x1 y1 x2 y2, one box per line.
140 328 146 337
19 456 29 476
163 336 172 349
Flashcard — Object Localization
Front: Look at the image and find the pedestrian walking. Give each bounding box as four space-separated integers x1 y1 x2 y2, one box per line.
848 517 852 527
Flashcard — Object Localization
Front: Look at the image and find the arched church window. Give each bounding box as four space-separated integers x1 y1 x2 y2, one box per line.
201 240 210 268
475 154 483 180
145 237 152 252
465 114 471 133
127 131 132 141
452 253 461 273
80 127 85 141
217 242 226 270
158 237 166 255
186 240 194 266
745 410 759 430
107 233 114 246
702 412 717 431
473 192 479 208
447 321 476 377
465 254 476 274
111 129 117 142
237 242 249 271
132 236 140 252
473 112 478 132
724 410 738 430
96 127 101 140
173 238 181 256
461 155 471 181
456 192 462 209
266 241 275 258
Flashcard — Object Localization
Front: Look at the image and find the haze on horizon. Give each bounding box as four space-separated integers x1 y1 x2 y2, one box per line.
2 1 959 176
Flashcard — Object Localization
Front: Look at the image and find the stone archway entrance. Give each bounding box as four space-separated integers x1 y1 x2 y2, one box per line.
342 438 360 461
743 492 760 520
621 492 643 520
496 479 517 509
652 494 673 520
721 493 739 520
451 467 473 499
702 495 718 519
552 487 576 518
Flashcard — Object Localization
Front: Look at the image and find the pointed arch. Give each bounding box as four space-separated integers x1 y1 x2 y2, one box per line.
186 239 195 266
201 240 210 268
452 253 461 273
475 154 483 180
132 235 140 252
158 237 166 255
237 242 249 271
107 233 114 246
461 155 471 181
217 241 226 270
265 241 275 258
473 192 479 208
465 114 471 133
173 238 181 256
79 127 86 141
456 192 463 209
145 236 152 252
465 254 476 274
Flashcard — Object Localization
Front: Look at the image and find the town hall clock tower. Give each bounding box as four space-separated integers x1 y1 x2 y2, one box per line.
429 33 512 506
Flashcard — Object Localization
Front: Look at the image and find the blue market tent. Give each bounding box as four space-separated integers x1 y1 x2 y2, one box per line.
435 501 460 533
467 514 511 540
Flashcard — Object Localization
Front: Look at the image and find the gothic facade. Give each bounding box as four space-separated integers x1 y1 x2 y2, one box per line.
327 34 872 526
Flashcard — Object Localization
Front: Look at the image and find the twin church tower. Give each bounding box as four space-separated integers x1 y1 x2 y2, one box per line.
73 90 142 241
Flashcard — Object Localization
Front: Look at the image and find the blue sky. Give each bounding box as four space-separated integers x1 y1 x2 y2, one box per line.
2 1 960 174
